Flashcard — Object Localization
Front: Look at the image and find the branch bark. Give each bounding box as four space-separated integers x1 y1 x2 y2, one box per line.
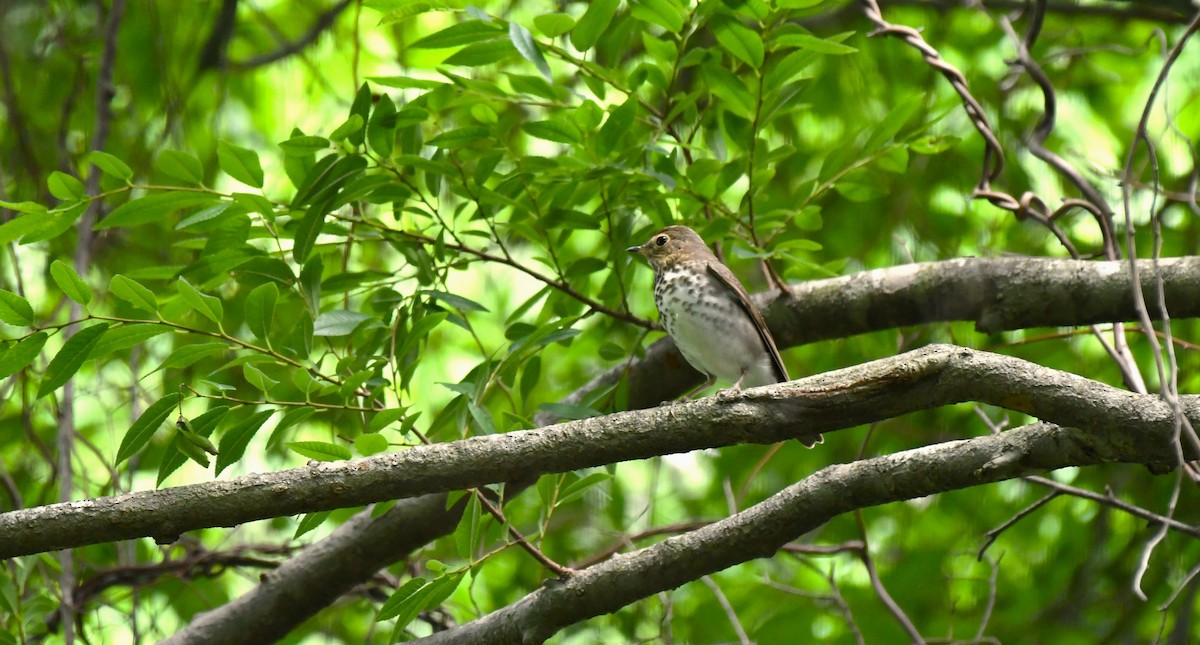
413 416 1172 644
552 256 1200 419
1 344 1194 560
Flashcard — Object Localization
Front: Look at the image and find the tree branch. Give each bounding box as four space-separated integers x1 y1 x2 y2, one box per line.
546 256 1200 421
1 344 1196 560
412 414 1178 644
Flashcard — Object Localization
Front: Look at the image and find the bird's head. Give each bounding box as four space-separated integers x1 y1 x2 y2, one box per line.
626 225 708 272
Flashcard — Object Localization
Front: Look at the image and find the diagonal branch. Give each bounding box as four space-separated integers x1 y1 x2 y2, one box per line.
411 415 1181 644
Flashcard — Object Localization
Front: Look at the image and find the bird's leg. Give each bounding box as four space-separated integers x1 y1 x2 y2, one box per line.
716 370 749 402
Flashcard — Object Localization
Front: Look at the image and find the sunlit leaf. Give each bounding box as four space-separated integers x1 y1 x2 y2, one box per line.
47 171 84 201
0 332 48 379
50 260 91 306
287 440 351 462
87 150 133 180
0 290 33 326
109 274 158 313
217 140 265 188
570 0 619 51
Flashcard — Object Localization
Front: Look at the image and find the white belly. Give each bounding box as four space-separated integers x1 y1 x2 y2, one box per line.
655 266 778 387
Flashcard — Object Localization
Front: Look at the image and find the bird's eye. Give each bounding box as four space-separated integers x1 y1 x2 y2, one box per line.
655 235 668 246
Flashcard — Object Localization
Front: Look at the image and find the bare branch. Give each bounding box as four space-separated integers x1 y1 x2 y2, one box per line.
4 344 1199 560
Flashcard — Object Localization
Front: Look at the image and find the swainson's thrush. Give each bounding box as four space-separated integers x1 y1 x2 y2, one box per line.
628 226 820 447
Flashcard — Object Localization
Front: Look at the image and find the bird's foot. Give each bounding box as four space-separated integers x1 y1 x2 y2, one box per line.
715 387 743 402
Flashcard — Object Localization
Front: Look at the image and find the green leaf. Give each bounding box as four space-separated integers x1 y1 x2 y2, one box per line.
88 150 133 180
388 574 463 632
774 33 857 55
443 40 518 67
328 114 364 143
455 494 481 559
216 409 276 475
266 405 316 449
865 94 922 152
0 214 50 247
367 93 398 158
300 257 323 315
0 199 47 214
570 0 619 51
312 310 373 336
13 204 82 244
630 0 685 34
534 13 574 37
109 274 158 313
0 332 47 379
116 392 181 464
293 198 330 264
90 324 171 359
411 19 504 48
347 83 372 147
713 14 764 69
422 290 489 314
217 140 265 188
176 278 224 327
467 402 496 435
427 126 492 149
244 282 278 343
157 150 205 184
509 22 552 81
38 323 109 398
557 471 613 506
596 98 640 158
279 135 331 156
287 440 351 462
47 171 85 201
703 64 755 118
537 402 602 420
368 407 409 434
354 432 389 456
522 119 582 144
95 192 219 230
296 154 368 208
368 76 446 90
153 342 227 373
377 577 428 622
294 511 331 540
0 290 33 326
910 134 960 155
50 260 91 306
242 363 279 394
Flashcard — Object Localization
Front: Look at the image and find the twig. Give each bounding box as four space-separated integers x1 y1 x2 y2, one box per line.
229 0 355 71
854 510 924 643
701 575 751 645
977 490 1059 560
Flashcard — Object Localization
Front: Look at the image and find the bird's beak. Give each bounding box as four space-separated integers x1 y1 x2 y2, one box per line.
626 245 642 254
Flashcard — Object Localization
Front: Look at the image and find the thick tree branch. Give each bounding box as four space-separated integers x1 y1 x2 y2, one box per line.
550 256 1200 419
160 494 464 645
1 344 1195 560
413 416 1174 644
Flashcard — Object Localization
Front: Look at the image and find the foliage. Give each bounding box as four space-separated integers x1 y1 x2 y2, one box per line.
1 0 1199 642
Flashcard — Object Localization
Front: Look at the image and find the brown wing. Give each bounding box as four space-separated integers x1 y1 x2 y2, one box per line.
705 262 789 383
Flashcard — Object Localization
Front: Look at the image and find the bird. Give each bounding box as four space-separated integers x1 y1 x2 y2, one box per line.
628 225 820 446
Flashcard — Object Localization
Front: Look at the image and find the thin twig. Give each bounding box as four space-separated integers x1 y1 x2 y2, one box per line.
854 510 925 643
